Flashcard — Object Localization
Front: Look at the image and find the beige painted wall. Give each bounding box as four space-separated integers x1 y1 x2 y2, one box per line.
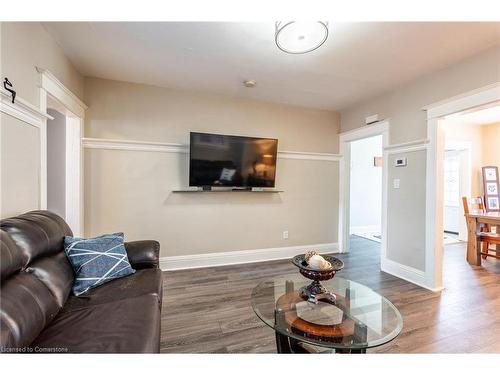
482 122 500 168
0 113 40 217
340 45 500 273
0 22 84 107
340 46 500 144
387 150 427 271
0 22 84 219
84 78 340 153
84 78 340 257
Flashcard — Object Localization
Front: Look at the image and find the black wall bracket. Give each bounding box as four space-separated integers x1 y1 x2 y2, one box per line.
3 77 16 104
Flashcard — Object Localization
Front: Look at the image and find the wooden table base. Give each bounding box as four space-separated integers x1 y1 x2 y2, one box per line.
274 290 368 354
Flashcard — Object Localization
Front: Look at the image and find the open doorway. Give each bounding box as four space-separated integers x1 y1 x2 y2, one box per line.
38 68 86 236
422 84 500 291
349 135 383 243
440 104 500 271
338 120 389 262
43 92 83 235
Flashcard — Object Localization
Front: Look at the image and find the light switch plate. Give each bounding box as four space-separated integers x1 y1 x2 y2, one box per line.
393 179 400 189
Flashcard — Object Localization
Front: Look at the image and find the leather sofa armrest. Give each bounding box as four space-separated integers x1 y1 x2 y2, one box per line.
124 240 160 270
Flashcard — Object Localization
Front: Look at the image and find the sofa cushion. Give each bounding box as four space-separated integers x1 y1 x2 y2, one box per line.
0 211 72 267
124 240 160 269
26 252 75 308
31 294 161 353
0 272 60 348
64 232 135 296
0 230 25 281
63 268 163 311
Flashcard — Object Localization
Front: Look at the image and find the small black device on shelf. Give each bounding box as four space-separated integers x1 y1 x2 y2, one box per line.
189 132 278 189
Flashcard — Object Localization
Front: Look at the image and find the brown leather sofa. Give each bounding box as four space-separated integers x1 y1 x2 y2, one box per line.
0 210 163 353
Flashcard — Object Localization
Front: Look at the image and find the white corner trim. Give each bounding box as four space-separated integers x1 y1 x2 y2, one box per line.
278 150 342 162
423 82 500 120
65 117 83 237
83 137 188 153
82 137 342 162
381 258 442 292
384 139 429 154
0 89 53 127
37 67 87 118
160 242 339 271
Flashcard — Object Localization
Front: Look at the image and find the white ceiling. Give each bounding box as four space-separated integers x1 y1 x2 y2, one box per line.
43 22 500 111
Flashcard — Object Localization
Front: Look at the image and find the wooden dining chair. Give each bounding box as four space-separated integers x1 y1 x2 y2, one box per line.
462 197 500 260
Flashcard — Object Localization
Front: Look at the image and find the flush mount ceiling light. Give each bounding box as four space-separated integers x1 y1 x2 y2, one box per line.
275 21 329 54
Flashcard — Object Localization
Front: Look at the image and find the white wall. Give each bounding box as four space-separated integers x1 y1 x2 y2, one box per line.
349 135 382 233
46 109 66 218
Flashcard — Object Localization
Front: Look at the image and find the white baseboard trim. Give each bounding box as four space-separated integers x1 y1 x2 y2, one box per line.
381 258 441 292
160 242 339 271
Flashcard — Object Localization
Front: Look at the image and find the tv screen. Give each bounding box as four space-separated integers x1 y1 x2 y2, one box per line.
189 132 278 188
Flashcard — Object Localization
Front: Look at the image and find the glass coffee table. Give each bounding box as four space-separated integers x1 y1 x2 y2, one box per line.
251 275 403 353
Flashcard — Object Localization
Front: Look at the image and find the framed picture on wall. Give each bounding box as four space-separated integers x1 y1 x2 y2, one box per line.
484 167 497 181
487 197 499 210
486 182 498 195
482 166 500 212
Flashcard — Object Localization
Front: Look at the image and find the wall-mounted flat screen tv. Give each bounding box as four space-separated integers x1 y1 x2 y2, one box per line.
189 132 278 188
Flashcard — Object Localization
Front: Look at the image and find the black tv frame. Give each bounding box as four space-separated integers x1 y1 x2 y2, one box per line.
188 132 278 190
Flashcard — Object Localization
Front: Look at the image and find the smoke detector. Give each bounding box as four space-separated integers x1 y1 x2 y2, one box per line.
243 80 257 88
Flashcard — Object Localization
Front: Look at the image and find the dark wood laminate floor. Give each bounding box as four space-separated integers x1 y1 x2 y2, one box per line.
160 236 500 353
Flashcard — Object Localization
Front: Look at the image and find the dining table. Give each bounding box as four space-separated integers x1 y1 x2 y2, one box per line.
464 210 500 266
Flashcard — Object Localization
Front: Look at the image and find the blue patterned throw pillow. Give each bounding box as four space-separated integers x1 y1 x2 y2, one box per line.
64 232 135 296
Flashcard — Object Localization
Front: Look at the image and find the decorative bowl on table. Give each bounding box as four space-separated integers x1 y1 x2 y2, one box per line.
291 253 344 305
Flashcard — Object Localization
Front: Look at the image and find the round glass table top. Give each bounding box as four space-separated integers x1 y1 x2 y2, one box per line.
251 275 403 350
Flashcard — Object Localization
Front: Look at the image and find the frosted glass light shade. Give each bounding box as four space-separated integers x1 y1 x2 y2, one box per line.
275 22 329 54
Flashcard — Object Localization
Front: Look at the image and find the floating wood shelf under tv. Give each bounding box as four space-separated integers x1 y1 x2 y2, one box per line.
172 188 284 193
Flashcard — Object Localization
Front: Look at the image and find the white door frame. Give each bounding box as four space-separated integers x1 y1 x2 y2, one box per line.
423 82 500 291
338 120 389 261
37 68 87 236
